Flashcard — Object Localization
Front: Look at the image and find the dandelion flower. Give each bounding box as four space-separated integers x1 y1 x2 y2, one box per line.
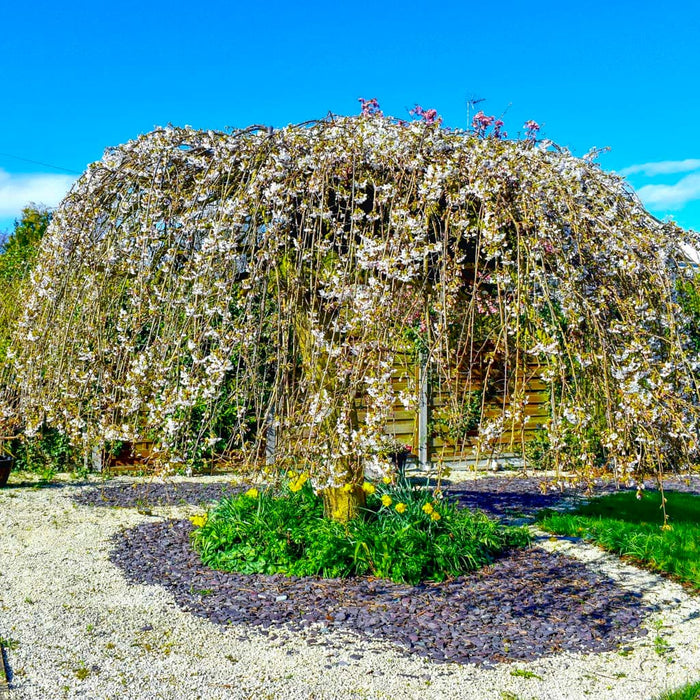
430 510 441 521
342 483 353 493
381 494 392 507
362 482 376 495
382 475 392 484
245 487 259 499
422 503 434 515
395 502 407 513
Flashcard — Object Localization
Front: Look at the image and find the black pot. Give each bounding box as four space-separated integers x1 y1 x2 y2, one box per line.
0 455 12 488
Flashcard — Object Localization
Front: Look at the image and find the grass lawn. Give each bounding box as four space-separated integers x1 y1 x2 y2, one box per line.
537 490 700 591
653 680 700 700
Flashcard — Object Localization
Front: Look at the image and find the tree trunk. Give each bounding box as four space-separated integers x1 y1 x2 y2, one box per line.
291 295 365 522
321 482 366 522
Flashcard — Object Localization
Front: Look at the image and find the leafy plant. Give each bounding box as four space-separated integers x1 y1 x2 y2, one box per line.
509 669 542 680
192 477 530 584
0 636 19 649
13 427 80 478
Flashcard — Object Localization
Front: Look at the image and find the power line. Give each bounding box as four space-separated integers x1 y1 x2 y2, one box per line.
0 151 81 175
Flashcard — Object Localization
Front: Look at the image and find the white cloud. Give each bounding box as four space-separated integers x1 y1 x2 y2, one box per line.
637 173 700 209
0 169 76 217
620 159 700 177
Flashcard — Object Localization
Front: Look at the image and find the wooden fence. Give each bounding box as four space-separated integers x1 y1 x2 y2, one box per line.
358 351 550 466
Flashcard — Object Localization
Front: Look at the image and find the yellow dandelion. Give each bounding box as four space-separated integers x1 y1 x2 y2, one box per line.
395 502 407 513
422 502 434 515
287 470 297 479
430 510 441 521
342 483 353 493
362 482 376 495
244 487 259 499
382 475 392 484
381 494 392 507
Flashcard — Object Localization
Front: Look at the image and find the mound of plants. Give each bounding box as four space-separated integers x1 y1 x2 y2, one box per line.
191 477 531 584
537 490 700 590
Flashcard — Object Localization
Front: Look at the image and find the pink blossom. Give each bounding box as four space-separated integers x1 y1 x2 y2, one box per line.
524 120 540 140
358 97 383 117
410 104 442 125
472 111 495 137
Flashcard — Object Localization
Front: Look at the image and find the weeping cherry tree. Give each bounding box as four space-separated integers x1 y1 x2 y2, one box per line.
6 102 700 519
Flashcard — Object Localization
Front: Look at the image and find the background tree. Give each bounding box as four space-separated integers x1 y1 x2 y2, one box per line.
0 205 52 281
0 204 51 367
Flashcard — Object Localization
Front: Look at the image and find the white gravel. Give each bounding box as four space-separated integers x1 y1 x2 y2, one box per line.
0 474 698 700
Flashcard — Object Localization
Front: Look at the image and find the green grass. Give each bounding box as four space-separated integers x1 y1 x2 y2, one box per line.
537 490 700 590
192 481 530 585
653 680 700 700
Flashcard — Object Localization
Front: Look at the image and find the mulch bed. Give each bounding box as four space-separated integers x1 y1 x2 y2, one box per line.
445 474 700 522
72 481 244 508
89 476 660 666
73 473 700 514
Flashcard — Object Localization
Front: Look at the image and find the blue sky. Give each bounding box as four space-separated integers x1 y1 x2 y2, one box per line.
2 0 699 233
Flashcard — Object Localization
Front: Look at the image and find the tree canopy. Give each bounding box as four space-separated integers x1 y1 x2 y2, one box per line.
5 111 700 494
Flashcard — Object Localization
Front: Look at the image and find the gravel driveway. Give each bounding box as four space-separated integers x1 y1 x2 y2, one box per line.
0 473 698 699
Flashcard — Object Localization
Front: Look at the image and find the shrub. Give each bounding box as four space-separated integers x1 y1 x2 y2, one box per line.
12 427 81 479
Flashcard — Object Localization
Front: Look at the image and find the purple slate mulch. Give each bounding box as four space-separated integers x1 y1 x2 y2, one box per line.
107 518 650 667
72 480 245 508
444 474 700 522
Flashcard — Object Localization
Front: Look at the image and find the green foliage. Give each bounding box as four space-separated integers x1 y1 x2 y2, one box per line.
538 491 700 590
509 669 542 680
13 427 80 479
429 389 483 441
0 205 51 281
523 429 554 470
0 205 51 367
676 273 700 351
192 480 530 584
0 636 19 650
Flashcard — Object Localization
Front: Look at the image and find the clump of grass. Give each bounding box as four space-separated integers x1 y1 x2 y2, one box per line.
0 636 19 650
537 490 700 590
192 481 530 585
653 680 700 700
510 669 542 680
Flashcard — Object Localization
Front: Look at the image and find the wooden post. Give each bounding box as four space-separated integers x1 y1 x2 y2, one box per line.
90 444 103 472
265 412 276 465
418 350 429 469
